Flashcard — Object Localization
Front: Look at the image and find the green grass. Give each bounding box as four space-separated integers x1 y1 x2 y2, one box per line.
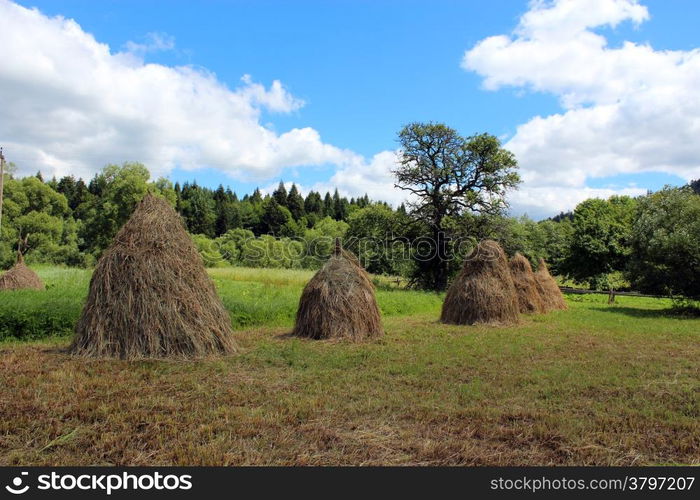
0 266 698 465
0 266 443 341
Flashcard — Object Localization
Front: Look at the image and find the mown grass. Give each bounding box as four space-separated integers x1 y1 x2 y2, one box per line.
0 267 698 465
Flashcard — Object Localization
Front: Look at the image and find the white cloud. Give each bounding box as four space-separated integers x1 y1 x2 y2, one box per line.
123 32 175 56
0 0 356 181
312 151 407 206
509 185 647 219
463 0 700 216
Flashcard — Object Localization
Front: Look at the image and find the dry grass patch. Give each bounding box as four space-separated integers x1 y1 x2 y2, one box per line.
1 296 698 466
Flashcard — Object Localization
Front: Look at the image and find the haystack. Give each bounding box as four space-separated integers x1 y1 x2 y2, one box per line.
292 239 382 341
534 258 567 311
71 194 236 359
509 253 545 314
440 240 519 326
0 252 45 291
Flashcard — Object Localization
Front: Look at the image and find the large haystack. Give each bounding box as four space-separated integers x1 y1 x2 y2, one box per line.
0 253 45 291
509 253 545 314
71 194 236 359
440 240 519 326
292 240 382 341
534 258 568 311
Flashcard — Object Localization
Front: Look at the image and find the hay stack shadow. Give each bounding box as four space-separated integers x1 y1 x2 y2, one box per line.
71 193 237 359
292 238 383 341
0 240 45 291
441 240 519 326
509 253 545 314
534 258 568 311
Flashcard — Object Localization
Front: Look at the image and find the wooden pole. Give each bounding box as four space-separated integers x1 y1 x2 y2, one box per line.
0 148 5 238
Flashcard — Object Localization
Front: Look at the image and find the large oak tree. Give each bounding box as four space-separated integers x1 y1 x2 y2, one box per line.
393 122 520 290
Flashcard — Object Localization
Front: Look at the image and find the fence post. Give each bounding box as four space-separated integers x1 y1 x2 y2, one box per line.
0 147 5 237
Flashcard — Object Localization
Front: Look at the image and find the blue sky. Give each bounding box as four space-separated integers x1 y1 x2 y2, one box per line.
3 0 700 218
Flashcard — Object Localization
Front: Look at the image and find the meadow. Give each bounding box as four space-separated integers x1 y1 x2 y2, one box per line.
0 266 698 465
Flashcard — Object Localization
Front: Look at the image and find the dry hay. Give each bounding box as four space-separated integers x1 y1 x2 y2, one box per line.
534 258 568 311
0 253 45 291
71 193 236 359
292 240 383 341
509 253 545 314
440 240 520 326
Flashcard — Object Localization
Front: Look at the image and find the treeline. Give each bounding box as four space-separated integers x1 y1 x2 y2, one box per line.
1 162 699 298
0 163 387 269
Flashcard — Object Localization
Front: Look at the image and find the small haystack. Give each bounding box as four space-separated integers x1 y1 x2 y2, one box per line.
534 258 567 311
509 253 545 314
0 251 45 291
440 240 519 326
292 239 382 341
71 194 236 359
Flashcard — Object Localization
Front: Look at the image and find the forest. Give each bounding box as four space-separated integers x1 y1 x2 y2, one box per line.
1 159 699 298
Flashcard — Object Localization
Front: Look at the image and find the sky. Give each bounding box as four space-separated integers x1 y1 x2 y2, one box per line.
1 0 699 219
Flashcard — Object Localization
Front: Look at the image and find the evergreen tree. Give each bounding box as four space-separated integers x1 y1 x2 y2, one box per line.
272 181 288 207
323 192 334 217
304 191 323 215
332 189 349 220
287 183 305 220
250 188 263 205
260 198 292 235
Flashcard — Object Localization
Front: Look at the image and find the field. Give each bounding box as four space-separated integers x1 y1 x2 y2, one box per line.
0 266 698 465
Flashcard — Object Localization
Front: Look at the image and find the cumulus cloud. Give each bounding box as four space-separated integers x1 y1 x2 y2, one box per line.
123 32 176 56
259 151 406 206
0 0 356 181
312 151 408 206
463 0 700 216
508 185 647 219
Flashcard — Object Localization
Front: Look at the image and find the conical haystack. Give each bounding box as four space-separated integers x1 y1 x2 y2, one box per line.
509 253 545 314
292 239 383 341
71 194 236 359
0 253 45 291
441 240 519 326
534 258 567 311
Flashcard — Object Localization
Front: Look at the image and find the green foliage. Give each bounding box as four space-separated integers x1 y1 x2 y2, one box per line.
0 267 444 340
300 216 348 268
394 122 521 290
562 196 637 286
346 204 412 276
191 234 226 267
628 187 700 297
3 162 697 300
79 163 173 255
0 176 79 268
260 198 293 235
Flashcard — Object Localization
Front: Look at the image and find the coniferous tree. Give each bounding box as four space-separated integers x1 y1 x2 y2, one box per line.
272 181 288 207
287 184 305 220
323 192 334 217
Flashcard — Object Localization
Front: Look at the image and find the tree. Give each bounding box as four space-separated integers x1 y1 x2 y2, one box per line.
628 187 700 297
181 187 216 237
561 196 637 287
393 122 520 290
272 181 288 207
260 198 292 235
79 163 177 254
322 192 334 217
346 204 412 276
690 178 700 195
332 188 349 220
287 184 305 220
0 177 79 267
